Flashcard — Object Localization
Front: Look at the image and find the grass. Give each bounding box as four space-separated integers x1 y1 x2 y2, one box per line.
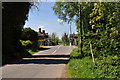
26 49 39 54
68 48 119 78
68 56 96 78
70 48 80 58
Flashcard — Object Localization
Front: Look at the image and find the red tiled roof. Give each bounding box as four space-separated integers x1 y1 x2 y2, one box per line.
73 34 78 38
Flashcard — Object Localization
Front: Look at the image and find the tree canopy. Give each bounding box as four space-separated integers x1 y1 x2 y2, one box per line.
53 2 120 78
2 2 32 65
61 32 70 46
21 27 38 41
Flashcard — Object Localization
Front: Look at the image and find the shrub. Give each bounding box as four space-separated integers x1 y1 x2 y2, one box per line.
2 2 31 65
20 40 33 48
70 48 80 58
21 27 39 49
68 48 119 78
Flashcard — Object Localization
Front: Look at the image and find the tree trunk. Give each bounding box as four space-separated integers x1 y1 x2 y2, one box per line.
79 4 83 55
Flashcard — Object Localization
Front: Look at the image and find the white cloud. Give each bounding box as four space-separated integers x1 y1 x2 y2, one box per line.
58 18 63 23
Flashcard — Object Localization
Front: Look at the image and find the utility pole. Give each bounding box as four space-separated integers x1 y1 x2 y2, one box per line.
68 4 72 46
69 22 72 46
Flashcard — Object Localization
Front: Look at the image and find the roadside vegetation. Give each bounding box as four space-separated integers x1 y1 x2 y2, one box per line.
2 2 120 78
61 33 70 46
61 32 75 46
20 27 40 54
53 2 120 78
26 49 39 54
68 48 119 78
3 2 42 65
49 33 59 46
2 2 32 65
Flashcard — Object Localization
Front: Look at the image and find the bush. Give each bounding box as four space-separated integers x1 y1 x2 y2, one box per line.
94 56 119 78
21 27 39 49
70 48 80 58
20 40 33 48
2 2 31 65
26 49 39 54
68 48 119 78
68 57 96 78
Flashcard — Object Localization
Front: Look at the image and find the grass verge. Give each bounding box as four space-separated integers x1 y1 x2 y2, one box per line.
68 48 119 78
26 49 39 54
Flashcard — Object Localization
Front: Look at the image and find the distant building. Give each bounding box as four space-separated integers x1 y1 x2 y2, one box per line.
38 28 49 46
72 34 78 46
38 28 48 40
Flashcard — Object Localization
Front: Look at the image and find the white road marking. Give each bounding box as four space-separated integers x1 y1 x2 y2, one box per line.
2 45 76 78
57 45 61 49
52 45 61 54
52 50 57 54
0 68 2 80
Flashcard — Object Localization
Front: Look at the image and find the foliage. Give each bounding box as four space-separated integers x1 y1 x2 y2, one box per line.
21 27 38 41
70 48 80 58
94 56 119 78
53 2 94 54
26 49 39 54
49 33 59 45
20 40 32 48
68 57 95 78
68 48 119 78
53 2 120 78
21 27 38 48
2 2 32 65
61 32 70 46
82 2 120 58
52 1 72 19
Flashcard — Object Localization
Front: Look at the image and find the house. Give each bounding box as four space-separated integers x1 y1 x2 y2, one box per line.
38 28 48 40
38 28 49 46
72 34 78 46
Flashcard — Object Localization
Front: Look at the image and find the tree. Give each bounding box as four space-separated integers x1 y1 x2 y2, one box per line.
50 33 59 45
53 2 94 55
21 27 38 41
53 2 120 57
87 2 120 57
2 2 32 65
61 32 69 46
53 2 120 78
21 27 38 49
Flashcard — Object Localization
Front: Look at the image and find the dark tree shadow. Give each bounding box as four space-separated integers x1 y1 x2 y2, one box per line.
7 54 70 65
27 55 70 58
38 48 50 51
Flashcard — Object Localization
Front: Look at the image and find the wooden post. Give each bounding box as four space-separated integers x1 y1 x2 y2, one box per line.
90 43 95 64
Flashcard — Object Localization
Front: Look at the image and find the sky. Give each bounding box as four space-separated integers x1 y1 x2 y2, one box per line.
24 2 77 39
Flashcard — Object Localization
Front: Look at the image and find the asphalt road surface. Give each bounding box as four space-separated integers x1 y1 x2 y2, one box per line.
2 45 76 78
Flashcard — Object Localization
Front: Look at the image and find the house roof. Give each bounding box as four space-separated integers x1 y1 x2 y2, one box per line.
73 34 78 38
38 32 48 37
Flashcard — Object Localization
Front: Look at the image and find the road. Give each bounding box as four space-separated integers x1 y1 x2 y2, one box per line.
2 45 75 78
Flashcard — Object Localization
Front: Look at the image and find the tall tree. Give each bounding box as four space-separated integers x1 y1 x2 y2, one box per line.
87 2 120 56
21 27 38 41
2 2 32 64
61 32 69 46
53 2 93 55
21 27 38 48
50 33 59 45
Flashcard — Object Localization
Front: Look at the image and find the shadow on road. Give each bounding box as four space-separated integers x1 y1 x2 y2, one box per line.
28 55 70 58
7 55 70 65
38 47 51 51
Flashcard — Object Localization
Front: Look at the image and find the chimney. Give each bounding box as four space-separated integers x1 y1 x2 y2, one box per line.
39 28 41 33
42 30 45 34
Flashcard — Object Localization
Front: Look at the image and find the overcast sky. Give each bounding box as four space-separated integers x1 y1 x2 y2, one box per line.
24 2 77 39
